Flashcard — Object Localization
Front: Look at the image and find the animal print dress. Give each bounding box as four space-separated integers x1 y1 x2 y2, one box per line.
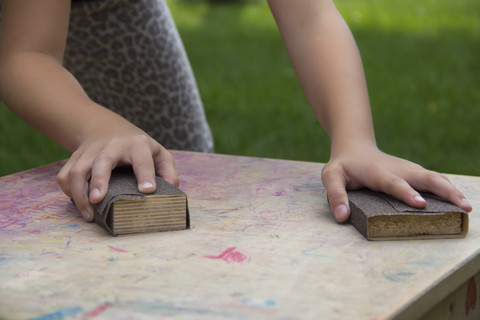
67 0 214 152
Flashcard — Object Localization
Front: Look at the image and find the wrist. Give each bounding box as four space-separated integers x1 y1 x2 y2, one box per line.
77 105 139 147
330 135 378 158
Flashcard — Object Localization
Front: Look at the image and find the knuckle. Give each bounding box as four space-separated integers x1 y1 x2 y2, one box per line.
90 176 108 189
408 161 425 171
95 152 115 165
439 173 450 182
164 150 174 161
383 175 404 192
56 170 67 185
327 189 344 203
158 147 174 163
170 176 180 187
70 148 82 159
131 134 151 146
423 170 443 185
321 163 341 180
56 175 71 197
68 166 86 180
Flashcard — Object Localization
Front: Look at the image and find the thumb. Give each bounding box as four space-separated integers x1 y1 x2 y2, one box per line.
321 165 351 222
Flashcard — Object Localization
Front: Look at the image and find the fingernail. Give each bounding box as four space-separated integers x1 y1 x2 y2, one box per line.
461 197 472 210
414 195 426 204
90 188 102 200
140 182 154 191
81 208 94 221
334 204 348 222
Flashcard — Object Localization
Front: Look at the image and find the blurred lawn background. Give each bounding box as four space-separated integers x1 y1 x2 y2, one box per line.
1 0 479 177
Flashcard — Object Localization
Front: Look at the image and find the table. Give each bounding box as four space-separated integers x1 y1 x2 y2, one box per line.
1 151 479 320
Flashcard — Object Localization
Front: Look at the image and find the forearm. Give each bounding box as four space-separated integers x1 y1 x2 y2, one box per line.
269 0 472 221
269 0 375 153
0 0 180 222
0 52 132 151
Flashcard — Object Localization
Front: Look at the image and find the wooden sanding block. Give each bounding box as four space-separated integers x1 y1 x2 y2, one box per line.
348 189 468 240
93 167 190 236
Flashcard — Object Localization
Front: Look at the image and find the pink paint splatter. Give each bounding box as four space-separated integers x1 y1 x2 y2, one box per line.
205 247 247 264
108 246 128 253
84 302 113 319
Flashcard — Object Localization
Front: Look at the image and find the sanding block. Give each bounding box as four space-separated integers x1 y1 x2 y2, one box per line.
93 167 190 236
348 189 468 240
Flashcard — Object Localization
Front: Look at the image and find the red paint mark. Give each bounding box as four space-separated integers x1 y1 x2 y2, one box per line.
25 229 42 234
108 246 128 253
465 276 477 316
84 302 113 319
205 247 247 264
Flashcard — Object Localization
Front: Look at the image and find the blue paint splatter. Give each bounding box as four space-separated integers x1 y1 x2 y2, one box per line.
65 237 72 248
65 224 80 230
295 182 325 190
265 300 276 307
130 302 232 317
382 268 416 283
301 248 332 258
406 260 438 268
29 307 83 320
242 298 277 308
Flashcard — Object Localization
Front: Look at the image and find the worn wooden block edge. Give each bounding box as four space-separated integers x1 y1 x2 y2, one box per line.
94 167 190 236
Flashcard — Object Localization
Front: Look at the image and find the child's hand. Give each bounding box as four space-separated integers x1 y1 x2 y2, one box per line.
321 141 472 222
56 125 178 222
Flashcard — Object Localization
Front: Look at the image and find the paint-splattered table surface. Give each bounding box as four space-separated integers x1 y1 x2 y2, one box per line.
1 151 480 320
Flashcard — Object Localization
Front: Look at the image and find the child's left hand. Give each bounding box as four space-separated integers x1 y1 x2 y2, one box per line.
321 141 472 222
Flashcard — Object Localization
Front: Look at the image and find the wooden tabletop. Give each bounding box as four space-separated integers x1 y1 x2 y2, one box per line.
1 151 479 320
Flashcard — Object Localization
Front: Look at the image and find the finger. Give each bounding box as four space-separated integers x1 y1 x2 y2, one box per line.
57 150 83 198
89 151 118 204
57 160 74 198
321 165 350 222
407 170 472 212
68 159 95 221
131 145 157 194
154 147 179 187
371 170 427 208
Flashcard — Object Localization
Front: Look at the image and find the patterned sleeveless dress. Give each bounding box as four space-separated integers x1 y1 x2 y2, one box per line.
0 0 214 152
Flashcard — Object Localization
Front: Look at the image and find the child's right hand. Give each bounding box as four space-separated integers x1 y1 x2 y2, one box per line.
0 1 179 222
56 123 178 222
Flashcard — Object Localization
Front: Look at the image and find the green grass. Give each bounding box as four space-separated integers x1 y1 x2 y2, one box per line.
0 105 71 176
1 0 479 176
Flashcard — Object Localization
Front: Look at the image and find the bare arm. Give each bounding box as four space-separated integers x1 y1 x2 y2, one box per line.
268 0 374 146
0 0 178 221
268 0 471 221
